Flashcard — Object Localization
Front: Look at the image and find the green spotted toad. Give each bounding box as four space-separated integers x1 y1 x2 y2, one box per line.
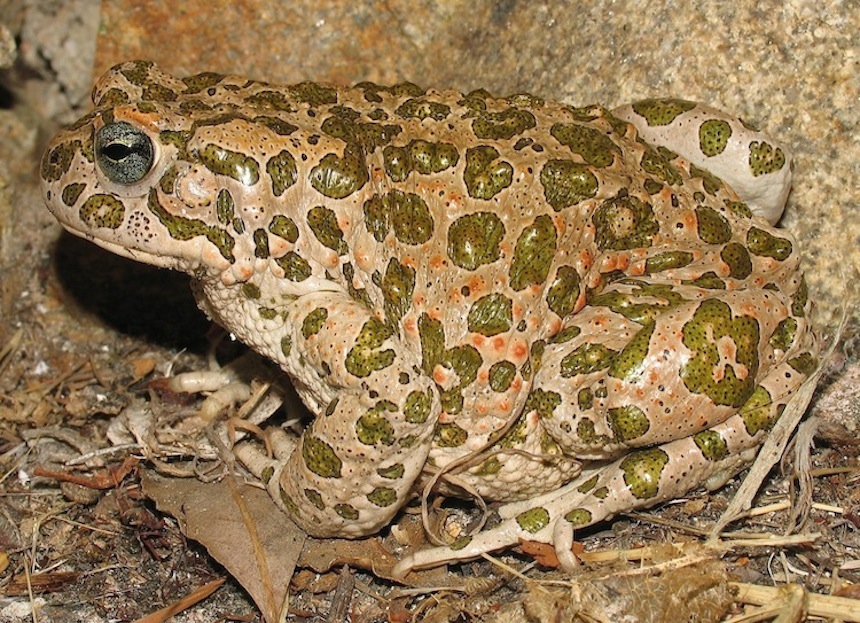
41 61 818 575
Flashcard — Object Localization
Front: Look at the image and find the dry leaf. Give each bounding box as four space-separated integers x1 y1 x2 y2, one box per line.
142 470 305 622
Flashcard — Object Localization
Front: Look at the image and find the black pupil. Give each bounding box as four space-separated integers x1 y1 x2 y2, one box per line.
102 142 134 162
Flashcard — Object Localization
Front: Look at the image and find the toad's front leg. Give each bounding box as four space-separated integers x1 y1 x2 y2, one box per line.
253 291 439 538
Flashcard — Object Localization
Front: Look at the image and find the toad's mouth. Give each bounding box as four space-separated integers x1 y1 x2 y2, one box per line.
62 223 190 272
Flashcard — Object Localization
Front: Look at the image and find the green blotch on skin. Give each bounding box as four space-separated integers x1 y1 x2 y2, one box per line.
475 457 502 476
302 435 342 478
739 385 775 435
630 98 697 126
310 144 368 199
388 190 434 244
301 308 328 339
356 401 397 445
418 313 445 375
609 322 655 382
645 251 693 274
280 336 292 358
304 488 325 510
681 299 760 407
362 190 434 245
434 422 468 447
463 145 513 199
564 508 592 526
216 189 235 225
288 81 338 106
147 190 235 261
79 194 125 229
253 228 269 258
447 211 506 270
593 194 659 250
550 122 620 167
279 490 301 516
335 504 359 520
95 88 130 107
269 214 299 242
307 205 348 255
690 163 724 195
577 387 593 410
368 487 397 507
561 343 617 377
748 140 786 176
343 262 373 308
693 430 729 461
449 535 473 550
467 293 513 337
181 71 225 93
488 360 517 392
148 156 177 192
620 447 669 499
721 242 753 279
529 245 564 285
198 143 260 185
61 183 86 206
345 317 396 377
589 282 685 325
640 144 683 186
472 107 537 140
607 405 650 442
725 200 752 219
382 258 416 328
516 507 550 533
747 227 792 260
258 307 277 320
404 390 432 424
242 283 261 299
276 251 312 281
524 389 562 419
118 60 154 85
577 475 599 494
540 159 599 211
684 271 726 290
383 139 459 182
267 149 298 196
255 115 299 136
395 97 451 121
699 119 732 156
788 352 817 375
40 141 80 182
439 345 483 414
549 325 581 344
377 464 405 479
321 113 402 154
245 90 294 111
791 278 808 317
696 205 733 245
769 317 797 351
509 215 557 292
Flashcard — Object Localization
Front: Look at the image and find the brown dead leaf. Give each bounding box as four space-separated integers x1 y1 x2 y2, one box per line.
141 470 305 623
519 540 560 568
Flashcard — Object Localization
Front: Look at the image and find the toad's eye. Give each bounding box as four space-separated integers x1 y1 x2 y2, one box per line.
95 122 154 184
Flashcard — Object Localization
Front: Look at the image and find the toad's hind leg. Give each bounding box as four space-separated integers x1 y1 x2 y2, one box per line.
393 353 815 577
393 285 817 576
245 291 439 538
612 100 792 224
